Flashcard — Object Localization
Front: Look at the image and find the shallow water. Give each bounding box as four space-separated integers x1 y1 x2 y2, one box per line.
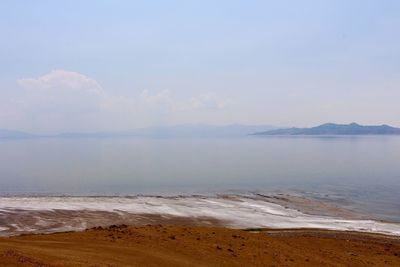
1 195 400 236
0 136 399 223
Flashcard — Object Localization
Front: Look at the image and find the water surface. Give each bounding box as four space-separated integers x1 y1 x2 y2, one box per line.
0 136 399 222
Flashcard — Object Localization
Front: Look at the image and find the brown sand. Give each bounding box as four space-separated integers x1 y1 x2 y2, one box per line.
0 225 399 266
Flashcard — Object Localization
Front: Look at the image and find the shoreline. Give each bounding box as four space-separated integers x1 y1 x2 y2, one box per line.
1 194 400 237
1 224 399 266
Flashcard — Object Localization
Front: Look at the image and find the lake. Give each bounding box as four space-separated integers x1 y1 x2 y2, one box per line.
0 136 399 222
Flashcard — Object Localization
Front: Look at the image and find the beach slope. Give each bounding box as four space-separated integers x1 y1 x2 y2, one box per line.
1 225 399 266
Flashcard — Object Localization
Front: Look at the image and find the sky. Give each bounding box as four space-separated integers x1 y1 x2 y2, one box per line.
0 0 399 133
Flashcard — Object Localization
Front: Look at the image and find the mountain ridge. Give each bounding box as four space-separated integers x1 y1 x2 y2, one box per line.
253 123 400 135
0 124 277 139
0 129 36 139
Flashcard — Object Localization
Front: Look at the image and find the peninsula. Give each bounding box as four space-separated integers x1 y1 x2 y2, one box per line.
254 123 400 136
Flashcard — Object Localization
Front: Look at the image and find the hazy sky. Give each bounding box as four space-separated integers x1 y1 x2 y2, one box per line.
1 0 399 132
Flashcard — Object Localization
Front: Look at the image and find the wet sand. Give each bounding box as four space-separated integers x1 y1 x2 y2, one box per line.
0 224 399 266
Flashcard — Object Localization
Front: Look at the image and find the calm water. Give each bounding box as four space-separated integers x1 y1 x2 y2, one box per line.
0 136 399 221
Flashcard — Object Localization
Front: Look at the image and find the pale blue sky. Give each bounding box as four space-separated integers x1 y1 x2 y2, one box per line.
1 1 399 132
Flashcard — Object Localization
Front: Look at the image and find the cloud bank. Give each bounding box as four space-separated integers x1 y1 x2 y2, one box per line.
11 70 233 132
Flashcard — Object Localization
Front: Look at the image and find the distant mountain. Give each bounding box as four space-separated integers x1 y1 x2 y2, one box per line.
122 124 277 137
57 124 277 138
253 123 400 135
0 129 35 139
0 124 277 139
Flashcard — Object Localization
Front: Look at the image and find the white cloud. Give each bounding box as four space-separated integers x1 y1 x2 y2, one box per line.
140 89 174 110
16 70 106 116
140 90 232 112
18 70 104 95
11 70 233 131
188 93 233 110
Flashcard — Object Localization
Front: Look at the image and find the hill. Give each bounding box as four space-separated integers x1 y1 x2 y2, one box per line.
0 129 35 139
253 123 400 135
0 124 277 139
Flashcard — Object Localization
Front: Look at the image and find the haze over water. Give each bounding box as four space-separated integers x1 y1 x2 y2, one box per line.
1 136 399 222
2 0 400 244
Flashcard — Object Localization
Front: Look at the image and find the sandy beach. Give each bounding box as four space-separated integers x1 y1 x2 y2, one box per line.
1 195 400 266
0 224 399 266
